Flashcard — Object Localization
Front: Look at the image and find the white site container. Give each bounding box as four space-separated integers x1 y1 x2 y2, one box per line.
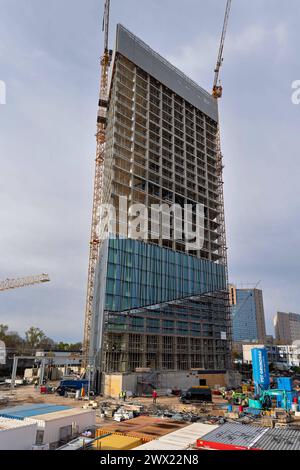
0 417 37 450
134 423 219 451
25 408 96 447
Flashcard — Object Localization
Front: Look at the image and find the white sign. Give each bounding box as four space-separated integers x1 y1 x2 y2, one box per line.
0 81 6 105
0 341 6 365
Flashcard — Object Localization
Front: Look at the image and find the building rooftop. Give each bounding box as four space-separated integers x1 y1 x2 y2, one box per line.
135 423 219 451
255 427 300 451
198 422 300 451
0 403 71 419
114 24 218 122
0 416 36 431
32 407 95 422
198 422 269 449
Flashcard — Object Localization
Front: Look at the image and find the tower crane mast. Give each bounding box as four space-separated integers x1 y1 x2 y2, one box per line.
83 0 111 366
212 0 232 99
0 274 50 292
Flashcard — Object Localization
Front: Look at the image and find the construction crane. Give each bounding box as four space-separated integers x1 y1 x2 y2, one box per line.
0 274 50 292
83 0 112 366
212 0 232 99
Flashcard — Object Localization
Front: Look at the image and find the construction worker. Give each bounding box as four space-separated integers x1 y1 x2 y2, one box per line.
152 389 158 404
119 390 126 402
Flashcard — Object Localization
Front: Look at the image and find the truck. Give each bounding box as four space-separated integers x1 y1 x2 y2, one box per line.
180 386 212 404
56 379 89 397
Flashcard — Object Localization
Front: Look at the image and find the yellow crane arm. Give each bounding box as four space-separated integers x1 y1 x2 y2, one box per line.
213 0 232 99
0 274 50 292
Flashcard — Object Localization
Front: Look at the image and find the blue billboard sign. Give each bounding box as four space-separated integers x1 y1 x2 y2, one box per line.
251 348 270 394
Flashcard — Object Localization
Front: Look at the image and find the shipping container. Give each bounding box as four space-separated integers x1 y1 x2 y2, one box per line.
0 417 37 450
95 434 142 450
196 422 268 450
134 423 219 450
95 416 188 441
25 408 96 449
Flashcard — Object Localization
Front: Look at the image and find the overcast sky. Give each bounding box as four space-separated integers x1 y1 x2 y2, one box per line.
0 0 299 341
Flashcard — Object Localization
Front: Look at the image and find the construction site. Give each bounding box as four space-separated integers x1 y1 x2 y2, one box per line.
1 0 300 454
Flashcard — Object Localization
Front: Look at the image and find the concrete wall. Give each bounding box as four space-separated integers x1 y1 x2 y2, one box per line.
0 422 37 450
159 371 198 390
104 374 123 398
103 370 241 397
122 374 139 393
104 373 138 398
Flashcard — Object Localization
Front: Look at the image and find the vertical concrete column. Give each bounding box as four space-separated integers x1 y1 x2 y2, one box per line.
158 335 163 370
174 336 178 371
141 333 147 368
203 115 211 261
10 356 18 392
187 336 192 370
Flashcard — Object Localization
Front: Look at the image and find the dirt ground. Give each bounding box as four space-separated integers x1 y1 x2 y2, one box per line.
0 383 227 414
3 385 300 433
0 384 85 409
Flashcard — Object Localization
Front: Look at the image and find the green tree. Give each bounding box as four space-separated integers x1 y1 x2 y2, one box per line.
0 324 9 340
4 332 23 350
0 325 23 352
56 341 70 351
39 336 55 351
55 341 82 351
69 342 82 351
25 327 46 349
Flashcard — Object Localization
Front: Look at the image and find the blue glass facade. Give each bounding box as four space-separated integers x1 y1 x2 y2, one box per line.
105 238 226 312
92 237 230 372
232 289 260 341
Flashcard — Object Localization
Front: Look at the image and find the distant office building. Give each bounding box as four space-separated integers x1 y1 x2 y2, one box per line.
274 312 300 344
265 335 275 346
243 341 300 369
231 287 266 342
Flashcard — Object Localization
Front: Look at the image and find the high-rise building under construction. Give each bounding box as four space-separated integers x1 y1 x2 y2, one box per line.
90 25 231 385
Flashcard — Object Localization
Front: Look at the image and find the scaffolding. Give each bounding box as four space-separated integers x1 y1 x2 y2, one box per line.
91 25 232 380
100 289 231 374
215 123 232 360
